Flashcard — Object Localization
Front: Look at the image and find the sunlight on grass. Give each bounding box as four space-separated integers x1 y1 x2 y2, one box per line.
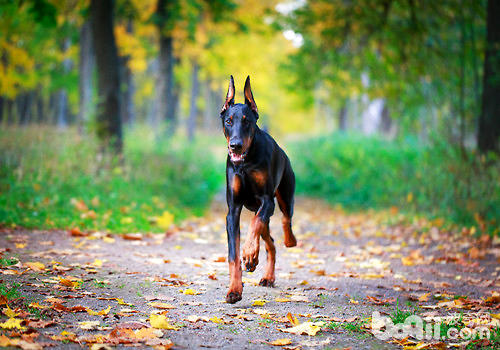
0 126 224 233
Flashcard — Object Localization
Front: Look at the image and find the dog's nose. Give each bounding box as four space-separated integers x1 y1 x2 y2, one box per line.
229 140 243 152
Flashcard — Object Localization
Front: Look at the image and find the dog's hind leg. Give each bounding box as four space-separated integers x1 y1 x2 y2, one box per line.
259 227 276 287
276 159 297 247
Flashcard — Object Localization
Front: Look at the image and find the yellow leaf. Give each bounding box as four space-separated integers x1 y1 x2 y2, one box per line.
156 211 174 229
279 321 324 336
149 313 179 330
407 192 413 203
418 293 430 302
134 327 163 339
2 306 18 318
103 236 115 243
275 298 291 303
121 217 134 224
0 318 26 330
286 312 300 326
270 338 292 346
59 277 82 289
91 259 103 267
78 321 100 330
116 298 133 306
349 299 359 304
252 299 267 306
15 243 26 249
24 262 45 271
87 305 111 316
209 316 224 324
180 288 200 295
148 302 176 309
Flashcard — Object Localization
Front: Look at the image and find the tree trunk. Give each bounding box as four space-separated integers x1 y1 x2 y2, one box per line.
90 0 122 153
118 20 135 127
78 19 94 129
0 96 4 124
338 102 347 131
35 90 44 123
380 102 392 135
57 38 72 129
187 60 199 141
478 0 500 153
17 92 32 125
155 0 176 135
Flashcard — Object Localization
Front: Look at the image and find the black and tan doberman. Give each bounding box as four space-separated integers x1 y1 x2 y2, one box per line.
220 75 297 304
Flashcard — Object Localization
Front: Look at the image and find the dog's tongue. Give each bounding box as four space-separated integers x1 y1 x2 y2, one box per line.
230 152 244 163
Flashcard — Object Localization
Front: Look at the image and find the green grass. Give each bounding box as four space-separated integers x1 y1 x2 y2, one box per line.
390 300 417 324
290 132 500 235
466 327 500 349
0 125 224 233
0 282 22 300
326 318 369 338
0 257 18 267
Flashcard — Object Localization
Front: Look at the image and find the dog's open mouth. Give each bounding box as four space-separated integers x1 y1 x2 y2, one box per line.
229 149 247 164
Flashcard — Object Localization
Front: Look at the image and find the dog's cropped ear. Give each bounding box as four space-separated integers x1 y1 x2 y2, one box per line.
221 75 235 115
244 76 258 117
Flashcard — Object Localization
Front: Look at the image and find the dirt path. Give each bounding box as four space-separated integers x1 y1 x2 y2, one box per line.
1 197 499 349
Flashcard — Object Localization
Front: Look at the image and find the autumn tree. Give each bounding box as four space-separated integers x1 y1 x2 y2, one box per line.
90 0 123 153
478 0 500 153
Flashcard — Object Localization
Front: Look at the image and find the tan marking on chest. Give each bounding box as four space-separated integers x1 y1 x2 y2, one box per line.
231 175 242 194
251 170 267 187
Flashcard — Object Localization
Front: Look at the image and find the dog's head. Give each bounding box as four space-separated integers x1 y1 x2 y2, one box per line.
220 75 259 165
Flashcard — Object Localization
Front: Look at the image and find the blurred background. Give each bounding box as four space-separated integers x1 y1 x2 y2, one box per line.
0 0 498 235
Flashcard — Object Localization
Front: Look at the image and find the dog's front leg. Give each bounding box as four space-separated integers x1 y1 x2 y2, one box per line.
242 196 274 272
226 204 243 304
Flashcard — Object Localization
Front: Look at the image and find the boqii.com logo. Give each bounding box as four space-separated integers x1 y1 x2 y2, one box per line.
371 311 491 341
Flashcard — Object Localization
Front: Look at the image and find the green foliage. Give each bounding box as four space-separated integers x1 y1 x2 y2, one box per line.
280 0 486 136
0 282 22 300
0 257 18 267
290 133 500 234
0 126 223 233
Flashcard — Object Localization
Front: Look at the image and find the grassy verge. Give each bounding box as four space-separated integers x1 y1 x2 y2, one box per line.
0 126 224 233
289 133 500 235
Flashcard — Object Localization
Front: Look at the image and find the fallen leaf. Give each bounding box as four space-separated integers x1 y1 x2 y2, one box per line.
122 233 143 241
87 305 111 316
279 321 324 336
2 305 18 318
418 293 431 302
180 288 200 295
286 312 300 326
156 211 174 229
275 298 291 303
0 318 26 330
24 262 45 272
69 227 87 237
252 299 267 306
78 321 100 330
148 302 176 310
149 314 179 330
269 338 292 346
185 315 210 323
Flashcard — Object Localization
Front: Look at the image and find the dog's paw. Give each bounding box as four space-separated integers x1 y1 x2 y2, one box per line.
259 278 275 287
284 235 297 247
226 291 242 304
242 246 259 272
242 255 259 272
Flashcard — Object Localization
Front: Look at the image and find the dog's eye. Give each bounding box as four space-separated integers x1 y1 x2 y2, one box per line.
225 119 232 126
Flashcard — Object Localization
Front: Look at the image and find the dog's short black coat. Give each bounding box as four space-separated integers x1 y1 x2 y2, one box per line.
220 75 297 304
